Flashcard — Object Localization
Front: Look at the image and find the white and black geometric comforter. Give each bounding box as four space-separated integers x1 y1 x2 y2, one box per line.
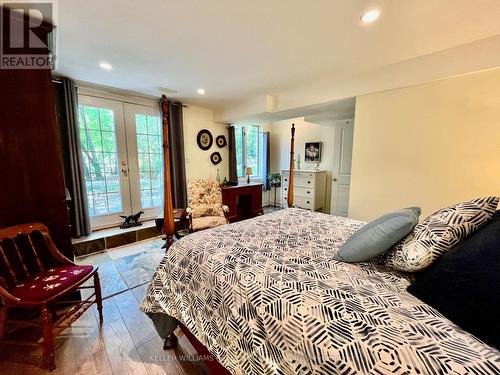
140 208 500 374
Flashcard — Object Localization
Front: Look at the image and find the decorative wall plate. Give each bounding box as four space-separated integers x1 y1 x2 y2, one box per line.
197 129 213 150
216 135 227 148
210 151 222 165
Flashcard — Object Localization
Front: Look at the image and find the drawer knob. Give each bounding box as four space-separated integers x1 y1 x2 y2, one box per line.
284 188 287 191
307 191 310 194
307 181 311 184
307 201 310 204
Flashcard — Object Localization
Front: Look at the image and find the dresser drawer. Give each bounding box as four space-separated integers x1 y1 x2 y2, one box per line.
294 177 315 188
293 171 314 178
282 195 313 210
282 185 314 197
294 196 314 210
294 186 314 198
282 195 289 207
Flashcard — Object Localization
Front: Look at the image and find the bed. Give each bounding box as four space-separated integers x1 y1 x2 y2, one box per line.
145 116 499 374
140 208 500 374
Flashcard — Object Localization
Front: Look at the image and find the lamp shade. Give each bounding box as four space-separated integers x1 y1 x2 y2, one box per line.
245 167 253 176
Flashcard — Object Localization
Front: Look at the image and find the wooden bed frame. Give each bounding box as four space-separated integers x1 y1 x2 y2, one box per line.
160 97 295 372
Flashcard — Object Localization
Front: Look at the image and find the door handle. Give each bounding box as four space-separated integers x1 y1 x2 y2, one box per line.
333 177 338 181
121 168 128 177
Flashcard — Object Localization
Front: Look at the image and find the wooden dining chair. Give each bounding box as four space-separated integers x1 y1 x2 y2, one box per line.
0 223 103 371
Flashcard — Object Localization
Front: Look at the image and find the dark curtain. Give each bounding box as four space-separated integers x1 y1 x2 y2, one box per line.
167 101 188 208
53 78 91 237
228 125 238 183
262 132 271 191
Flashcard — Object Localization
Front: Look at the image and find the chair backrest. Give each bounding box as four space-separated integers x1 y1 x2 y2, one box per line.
0 223 58 289
187 179 224 219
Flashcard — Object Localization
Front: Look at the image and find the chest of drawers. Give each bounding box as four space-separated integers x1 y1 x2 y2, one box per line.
281 170 327 211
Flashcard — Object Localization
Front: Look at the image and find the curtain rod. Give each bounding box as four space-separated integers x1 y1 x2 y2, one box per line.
52 78 188 107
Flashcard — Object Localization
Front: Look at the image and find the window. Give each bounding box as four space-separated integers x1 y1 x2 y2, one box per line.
235 125 261 178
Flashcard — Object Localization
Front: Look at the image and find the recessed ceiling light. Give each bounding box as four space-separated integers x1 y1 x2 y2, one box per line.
99 61 113 71
361 9 380 24
197 88 206 95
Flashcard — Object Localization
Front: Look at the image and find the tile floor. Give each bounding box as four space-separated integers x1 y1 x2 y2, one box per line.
76 236 166 299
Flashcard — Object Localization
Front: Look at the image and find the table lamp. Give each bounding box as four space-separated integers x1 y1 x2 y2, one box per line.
245 167 253 183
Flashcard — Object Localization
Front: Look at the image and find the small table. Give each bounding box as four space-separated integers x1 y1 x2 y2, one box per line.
155 208 188 239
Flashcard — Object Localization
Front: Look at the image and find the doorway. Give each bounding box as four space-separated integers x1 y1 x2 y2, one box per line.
78 95 163 229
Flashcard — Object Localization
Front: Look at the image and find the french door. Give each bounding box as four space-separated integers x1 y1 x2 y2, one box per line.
78 95 163 229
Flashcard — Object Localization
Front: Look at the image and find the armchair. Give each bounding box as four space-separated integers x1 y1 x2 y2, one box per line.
0 223 103 370
186 179 229 232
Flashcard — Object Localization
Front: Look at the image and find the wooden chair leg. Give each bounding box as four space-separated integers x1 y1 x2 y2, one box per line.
41 305 55 371
94 272 103 325
0 305 8 339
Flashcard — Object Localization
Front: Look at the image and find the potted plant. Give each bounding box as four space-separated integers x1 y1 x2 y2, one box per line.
267 173 282 208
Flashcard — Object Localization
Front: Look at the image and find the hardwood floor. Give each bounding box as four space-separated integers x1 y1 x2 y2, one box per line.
0 283 207 375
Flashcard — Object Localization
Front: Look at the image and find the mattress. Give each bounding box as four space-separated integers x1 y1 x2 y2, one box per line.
140 208 500 374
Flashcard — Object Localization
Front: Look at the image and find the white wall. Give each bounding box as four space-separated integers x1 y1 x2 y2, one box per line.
349 67 500 221
183 105 229 183
268 117 335 212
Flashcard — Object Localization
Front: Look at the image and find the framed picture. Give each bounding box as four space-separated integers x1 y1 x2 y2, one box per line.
197 129 213 150
305 142 322 162
210 151 222 165
216 135 227 148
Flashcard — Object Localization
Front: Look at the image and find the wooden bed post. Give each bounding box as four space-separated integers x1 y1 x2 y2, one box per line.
287 123 295 208
161 95 175 250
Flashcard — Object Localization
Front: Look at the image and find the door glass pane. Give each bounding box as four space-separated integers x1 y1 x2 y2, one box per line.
135 114 163 209
78 105 122 216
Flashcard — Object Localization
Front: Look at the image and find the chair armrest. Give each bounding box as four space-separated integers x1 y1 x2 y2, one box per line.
186 207 193 232
0 285 21 305
222 205 230 221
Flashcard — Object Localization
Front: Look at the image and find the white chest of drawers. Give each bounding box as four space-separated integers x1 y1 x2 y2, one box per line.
281 170 327 211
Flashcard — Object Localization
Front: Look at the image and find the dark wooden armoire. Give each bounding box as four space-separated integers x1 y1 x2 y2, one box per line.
0 8 73 259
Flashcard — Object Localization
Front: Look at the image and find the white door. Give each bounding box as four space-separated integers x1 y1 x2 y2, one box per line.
78 96 163 229
124 104 164 219
331 119 354 217
78 96 132 229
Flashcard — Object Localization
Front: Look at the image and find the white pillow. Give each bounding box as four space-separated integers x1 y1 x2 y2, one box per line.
385 196 499 272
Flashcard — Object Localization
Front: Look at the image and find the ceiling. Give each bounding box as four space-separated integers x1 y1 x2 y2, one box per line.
55 0 500 116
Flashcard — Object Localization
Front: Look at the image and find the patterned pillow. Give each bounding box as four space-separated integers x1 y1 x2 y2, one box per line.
385 196 499 272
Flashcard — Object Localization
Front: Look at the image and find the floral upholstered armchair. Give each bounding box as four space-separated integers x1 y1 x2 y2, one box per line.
186 179 229 232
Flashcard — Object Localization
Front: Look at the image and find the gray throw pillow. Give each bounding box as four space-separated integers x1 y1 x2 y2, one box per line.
334 207 421 263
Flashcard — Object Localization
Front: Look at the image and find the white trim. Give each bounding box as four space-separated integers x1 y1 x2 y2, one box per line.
76 81 159 108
